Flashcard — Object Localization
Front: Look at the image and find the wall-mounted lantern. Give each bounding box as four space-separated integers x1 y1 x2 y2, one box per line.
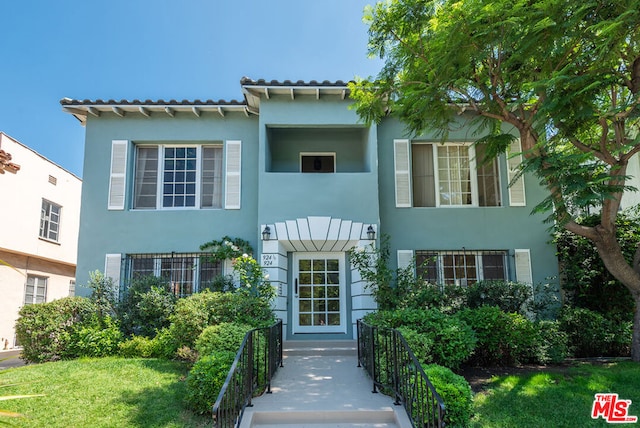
367 225 376 240
262 226 271 241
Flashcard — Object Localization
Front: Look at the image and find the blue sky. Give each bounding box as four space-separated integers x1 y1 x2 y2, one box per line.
0 0 382 178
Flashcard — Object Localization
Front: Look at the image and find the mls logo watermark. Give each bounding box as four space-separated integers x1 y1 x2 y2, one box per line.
592 393 638 423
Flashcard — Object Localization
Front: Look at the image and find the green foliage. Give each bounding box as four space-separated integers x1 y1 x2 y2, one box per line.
169 291 274 350
534 321 569 365
117 328 178 359
554 210 638 322
232 254 275 301
456 307 539 366
353 0 640 359
87 270 117 319
195 322 252 356
67 315 123 358
558 307 632 357
14 297 96 363
349 237 398 310
117 275 177 338
424 364 473 428
350 236 449 311
201 274 236 293
464 281 532 314
200 236 253 262
185 351 236 414
365 309 476 369
118 335 160 358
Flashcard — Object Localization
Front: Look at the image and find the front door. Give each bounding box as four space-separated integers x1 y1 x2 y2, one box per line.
292 252 346 334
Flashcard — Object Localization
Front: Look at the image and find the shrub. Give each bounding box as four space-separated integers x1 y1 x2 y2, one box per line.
424 364 473 428
119 335 158 358
169 291 273 349
534 320 569 364
185 351 236 414
67 315 123 358
118 275 176 338
464 281 532 314
558 307 631 357
15 297 96 363
364 309 476 369
195 322 252 356
456 306 539 366
554 211 637 322
397 327 435 365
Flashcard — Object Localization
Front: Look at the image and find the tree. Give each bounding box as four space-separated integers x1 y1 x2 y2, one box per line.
350 0 640 360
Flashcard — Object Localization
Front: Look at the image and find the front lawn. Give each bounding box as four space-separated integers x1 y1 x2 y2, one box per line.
0 357 210 428
471 361 640 427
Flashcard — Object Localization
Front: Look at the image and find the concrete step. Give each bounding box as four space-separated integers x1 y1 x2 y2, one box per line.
239 343 413 428
283 340 357 356
246 409 399 428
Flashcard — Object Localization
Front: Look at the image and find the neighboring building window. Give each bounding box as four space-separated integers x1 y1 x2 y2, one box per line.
300 153 336 173
124 253 223 297
39 199 61 241
133 145 223 209
411 143 501 207
25 276 47 304
416 250 507 286
69 280 76 296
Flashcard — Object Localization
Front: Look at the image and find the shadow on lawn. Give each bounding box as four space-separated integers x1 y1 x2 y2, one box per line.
467 361 640 428
118 360 211 428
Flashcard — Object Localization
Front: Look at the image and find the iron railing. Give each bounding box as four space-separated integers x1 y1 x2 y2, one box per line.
212 319 283 428
357 319 446 428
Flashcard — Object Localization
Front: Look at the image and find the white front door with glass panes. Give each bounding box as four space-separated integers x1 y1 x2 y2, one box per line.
293 253 346 334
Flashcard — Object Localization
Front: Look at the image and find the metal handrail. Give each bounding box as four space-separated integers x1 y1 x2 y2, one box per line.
212 319 283 428
357 319 446 428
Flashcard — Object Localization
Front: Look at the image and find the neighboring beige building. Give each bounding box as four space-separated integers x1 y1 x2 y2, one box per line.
0 132 81 349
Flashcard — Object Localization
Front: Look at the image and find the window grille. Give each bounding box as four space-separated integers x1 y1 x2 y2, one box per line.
415 250 509 286
123 252 222 298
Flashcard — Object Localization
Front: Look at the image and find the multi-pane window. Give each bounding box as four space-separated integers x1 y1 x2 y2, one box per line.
125 253 222 297
411 143 501 207
39 199 61 241
416 250 507 286
133 145 223 209
25 276 47 304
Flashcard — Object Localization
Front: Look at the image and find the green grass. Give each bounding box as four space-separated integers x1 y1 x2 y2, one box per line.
0 357 210 428
471 361 640 427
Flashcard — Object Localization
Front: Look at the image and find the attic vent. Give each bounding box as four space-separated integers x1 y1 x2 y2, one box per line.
48 175 57 185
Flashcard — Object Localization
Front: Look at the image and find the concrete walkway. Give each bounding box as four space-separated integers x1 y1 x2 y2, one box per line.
0 349 25 371
239 341 412 428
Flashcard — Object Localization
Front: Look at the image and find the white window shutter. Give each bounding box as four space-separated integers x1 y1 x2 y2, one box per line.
108 140 128 210
397 250 414 270
394 139 411 207
104 253 122 299
507 138 526 206
225 140 242 209
514 249 533 284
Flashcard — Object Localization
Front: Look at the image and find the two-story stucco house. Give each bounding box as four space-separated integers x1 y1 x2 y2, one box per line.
0 132 81 349
61 78 559 340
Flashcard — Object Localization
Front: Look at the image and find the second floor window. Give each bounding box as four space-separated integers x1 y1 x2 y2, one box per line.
412 143 501 207
40 199 61 241
133 145 223 209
